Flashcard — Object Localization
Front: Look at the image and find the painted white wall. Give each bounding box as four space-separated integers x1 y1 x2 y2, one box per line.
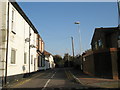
7 3 28 76
45 57 50 69
0 1 8 86
48 55 55 68
29 28 37 72
0 0 10 79
23 20 29 74
6 2 38 76
0 1 41 78
44 55 55 69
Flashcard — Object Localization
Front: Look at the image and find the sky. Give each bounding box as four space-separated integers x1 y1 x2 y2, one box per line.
18 2 118 57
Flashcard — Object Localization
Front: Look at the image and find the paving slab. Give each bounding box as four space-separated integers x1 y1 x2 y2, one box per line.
70 68 120 88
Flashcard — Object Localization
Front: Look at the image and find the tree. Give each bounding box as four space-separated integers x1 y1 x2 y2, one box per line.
53 55 63 68
63 53 73 67
63 53 69 67
73 54 82 70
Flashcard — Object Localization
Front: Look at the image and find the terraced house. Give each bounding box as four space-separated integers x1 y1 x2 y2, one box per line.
0 0 45 87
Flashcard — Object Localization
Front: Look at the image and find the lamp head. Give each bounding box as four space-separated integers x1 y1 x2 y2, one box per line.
74 21 80 24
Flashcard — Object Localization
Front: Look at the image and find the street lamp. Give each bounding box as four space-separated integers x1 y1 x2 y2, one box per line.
74 21 82 55
74 21 83 71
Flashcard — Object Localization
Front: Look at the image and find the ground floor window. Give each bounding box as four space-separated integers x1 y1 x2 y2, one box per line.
41 57 45 67
11 48 16 64
38 55 45 67
31 55 33 64
24 53 27 64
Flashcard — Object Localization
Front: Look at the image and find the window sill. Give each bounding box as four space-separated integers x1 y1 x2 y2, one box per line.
9 64 16 66
11 31 16 34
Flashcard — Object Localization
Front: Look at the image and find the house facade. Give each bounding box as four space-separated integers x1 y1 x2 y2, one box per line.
0 1 45 86
82 27 120 80
36 34 45 71
44 51 55 70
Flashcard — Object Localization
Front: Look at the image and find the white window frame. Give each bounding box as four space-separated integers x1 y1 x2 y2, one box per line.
31 55 33 64
11 48 16 64
24 52 27 64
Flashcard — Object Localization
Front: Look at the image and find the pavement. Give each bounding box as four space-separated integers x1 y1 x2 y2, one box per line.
69 68 120 88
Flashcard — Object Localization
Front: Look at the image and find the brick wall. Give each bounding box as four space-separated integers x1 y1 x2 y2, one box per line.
83 49 113 78
83 52 95 76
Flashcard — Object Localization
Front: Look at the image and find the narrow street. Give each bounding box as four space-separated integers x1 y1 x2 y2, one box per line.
5 68 88 90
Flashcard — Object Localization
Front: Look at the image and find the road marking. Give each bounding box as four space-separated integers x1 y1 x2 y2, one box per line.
65 70 71 80
51 72 56 78
42 72 56 90
69 71 84 85
13 72 45 88
42 79 50 90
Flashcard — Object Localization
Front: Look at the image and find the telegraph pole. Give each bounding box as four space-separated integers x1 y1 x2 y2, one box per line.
71 37 75 58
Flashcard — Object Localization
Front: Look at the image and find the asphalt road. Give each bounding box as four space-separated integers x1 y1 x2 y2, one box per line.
7 68 88 90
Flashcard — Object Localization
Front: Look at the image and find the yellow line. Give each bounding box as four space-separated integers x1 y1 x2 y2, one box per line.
13 73 45 88
65 70 71 80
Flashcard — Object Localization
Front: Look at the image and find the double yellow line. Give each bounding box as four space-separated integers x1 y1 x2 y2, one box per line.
65 70 73 80
13 72 45 88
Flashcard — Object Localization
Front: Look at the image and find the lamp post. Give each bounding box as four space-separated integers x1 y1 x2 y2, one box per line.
74 21 82 55
74 21 83 70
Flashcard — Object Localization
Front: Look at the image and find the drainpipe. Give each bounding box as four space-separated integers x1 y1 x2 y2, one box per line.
4 1 9 86
117 0 120 27
29 27 31 76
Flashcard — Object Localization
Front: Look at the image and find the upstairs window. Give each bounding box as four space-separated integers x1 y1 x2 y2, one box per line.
98 39 102 47
95 41 98 50
11 9 16 34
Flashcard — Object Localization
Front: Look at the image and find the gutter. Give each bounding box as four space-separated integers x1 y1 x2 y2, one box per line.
4 1 10 86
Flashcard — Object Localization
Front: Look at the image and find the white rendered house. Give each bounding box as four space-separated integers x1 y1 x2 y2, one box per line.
0 1 44 86
44 51 55 69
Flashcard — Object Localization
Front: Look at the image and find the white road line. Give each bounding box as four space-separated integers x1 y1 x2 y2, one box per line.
42 72 56 90
51 73 55 78
42 79 50 90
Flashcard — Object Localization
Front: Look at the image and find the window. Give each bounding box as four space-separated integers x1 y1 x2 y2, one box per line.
95 41 98 49
11 9 16 34
11 49 16 64
98 40 102 47
31 55 33 64
33 33 35 44
118 35 120 40
24 53 27 64
118 35 120 48
41 57 45 67
83 58 86 61
38 56 41 67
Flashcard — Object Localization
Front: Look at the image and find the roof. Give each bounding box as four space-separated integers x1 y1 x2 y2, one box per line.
9 0 38 34
95 27 118 33
91 27 119 45
44 51 52 56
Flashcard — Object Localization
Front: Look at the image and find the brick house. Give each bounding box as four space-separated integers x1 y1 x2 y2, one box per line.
82 27 120 80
